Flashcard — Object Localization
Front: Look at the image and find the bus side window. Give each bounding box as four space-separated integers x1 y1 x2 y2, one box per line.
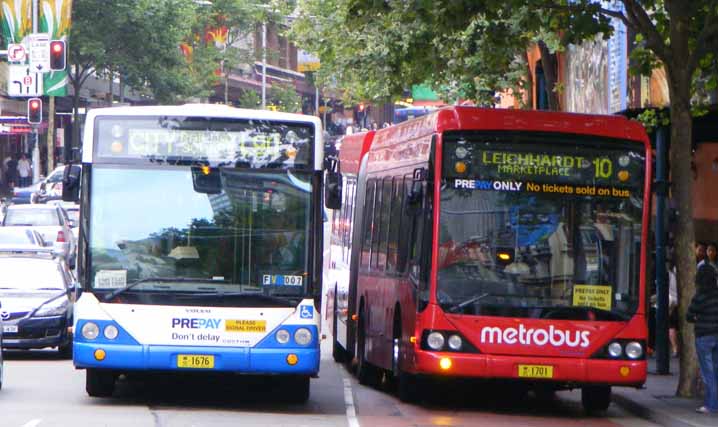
361 180 376 269
408 182 428 281
370 179 384 270
378 177 393 272
396 176 413 273
387 177 403 273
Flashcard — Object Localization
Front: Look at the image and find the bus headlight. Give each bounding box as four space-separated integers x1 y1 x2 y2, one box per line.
103 325 119 340
427 332 445 350
607 342 623 358
276 329 290 344
294 328 312 346
81 322 100 340
625 342 643 359
448 334 463 351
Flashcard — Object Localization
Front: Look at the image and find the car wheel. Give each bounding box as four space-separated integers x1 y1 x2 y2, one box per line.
86 369 116 397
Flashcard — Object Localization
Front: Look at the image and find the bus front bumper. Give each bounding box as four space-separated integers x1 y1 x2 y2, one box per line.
73 342 320 375
412 350 646 386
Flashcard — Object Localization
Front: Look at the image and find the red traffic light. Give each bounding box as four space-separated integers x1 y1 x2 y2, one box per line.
358 103 365 112
49 40 66 71
27 98 42 124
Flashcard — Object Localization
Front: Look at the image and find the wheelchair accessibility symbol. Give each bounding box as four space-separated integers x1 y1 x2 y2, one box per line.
300 305 313 319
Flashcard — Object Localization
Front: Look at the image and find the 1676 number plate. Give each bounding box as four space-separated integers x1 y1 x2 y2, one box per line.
177 354 215 369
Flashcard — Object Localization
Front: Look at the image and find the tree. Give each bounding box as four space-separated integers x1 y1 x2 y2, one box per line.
269 81 303 113
68 0 219 149
289 0 718 397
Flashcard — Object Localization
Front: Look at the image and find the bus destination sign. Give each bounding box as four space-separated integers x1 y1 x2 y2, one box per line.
96 117 314 168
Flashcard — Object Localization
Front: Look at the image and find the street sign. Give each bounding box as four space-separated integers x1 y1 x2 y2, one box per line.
7 43 27 63
8 65 43 97
28 33 51 73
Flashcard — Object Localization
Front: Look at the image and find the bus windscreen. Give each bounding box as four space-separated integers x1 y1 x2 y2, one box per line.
438 134 645 321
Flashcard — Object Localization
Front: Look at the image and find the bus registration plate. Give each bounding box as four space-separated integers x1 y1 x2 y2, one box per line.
177 354 215 369
517 364 553 379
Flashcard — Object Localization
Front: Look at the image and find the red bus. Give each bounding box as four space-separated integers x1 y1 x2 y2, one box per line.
326 107 651 412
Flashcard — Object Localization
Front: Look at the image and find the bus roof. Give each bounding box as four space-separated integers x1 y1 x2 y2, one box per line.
366 107 650 172
339 131 375 175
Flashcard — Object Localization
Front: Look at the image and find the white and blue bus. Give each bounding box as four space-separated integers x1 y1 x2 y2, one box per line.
64 104 334 402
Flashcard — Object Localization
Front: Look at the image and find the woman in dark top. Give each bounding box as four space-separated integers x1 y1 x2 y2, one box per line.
687 263 718 414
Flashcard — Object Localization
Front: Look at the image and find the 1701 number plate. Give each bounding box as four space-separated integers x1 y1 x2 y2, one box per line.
177 354 215 369
517 364 553 378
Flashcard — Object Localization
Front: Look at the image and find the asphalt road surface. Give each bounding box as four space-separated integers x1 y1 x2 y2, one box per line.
0 341 659 427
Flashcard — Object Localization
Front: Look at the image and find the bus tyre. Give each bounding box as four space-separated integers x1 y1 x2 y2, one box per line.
58 343 73 359
283 376 310 404
356 309 378 386
581 385 611 413
332 288 346 363
86 369 115 397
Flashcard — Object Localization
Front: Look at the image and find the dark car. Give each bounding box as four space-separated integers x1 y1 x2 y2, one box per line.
0 248 75 357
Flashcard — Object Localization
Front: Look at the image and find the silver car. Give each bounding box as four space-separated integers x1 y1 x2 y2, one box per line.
2 204 76 268
0 227 47 247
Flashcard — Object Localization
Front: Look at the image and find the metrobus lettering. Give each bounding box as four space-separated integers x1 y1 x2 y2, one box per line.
480 325 590 348
171 318 222 329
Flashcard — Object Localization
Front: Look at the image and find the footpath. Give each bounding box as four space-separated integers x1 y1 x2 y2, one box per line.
612 357 717 427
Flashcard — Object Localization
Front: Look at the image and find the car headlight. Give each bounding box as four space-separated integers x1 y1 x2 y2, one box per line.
276 329 290 344
33 296 69 317
607 342 623 358
81 322 100 340
625 341 643 359
427 332 445 350
103 325 119 340
448 334 463 351
294 328 313 346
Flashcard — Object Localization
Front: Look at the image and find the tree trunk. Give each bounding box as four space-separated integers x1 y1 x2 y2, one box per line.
668 77 699 398
524 51 534 109
537 40 560 111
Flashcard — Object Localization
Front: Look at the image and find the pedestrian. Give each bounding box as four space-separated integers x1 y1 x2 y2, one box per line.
696 242 707 265
687 263 718 414
668 263 679 357
5 155 18 189
698 242 718 272
17 153 32 187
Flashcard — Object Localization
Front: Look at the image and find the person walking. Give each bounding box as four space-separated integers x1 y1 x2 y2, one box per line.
687 263 718 414
17 153 32 187
5 155 18 190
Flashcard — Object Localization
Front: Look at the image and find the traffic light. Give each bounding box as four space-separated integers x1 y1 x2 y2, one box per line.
358 103 365 113
27 98 42 124
49 40 66 71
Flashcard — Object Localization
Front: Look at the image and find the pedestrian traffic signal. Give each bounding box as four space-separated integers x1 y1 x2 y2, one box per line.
49 40 66 71
27 98 42 124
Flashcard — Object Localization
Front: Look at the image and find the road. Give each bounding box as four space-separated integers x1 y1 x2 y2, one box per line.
0 343 658 427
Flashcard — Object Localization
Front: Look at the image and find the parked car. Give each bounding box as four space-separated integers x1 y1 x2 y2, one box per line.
0 227 47 247
2 204 76 268
49 202 80 241
0 247 75 357
12 164 81 205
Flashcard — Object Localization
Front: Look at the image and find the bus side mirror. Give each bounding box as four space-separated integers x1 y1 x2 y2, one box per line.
191 166 222 194
62 164 81 202
406 167 426 215
324 158 342 210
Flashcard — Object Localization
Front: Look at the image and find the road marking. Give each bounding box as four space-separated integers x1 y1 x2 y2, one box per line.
342 375 360 427
21 420 42 427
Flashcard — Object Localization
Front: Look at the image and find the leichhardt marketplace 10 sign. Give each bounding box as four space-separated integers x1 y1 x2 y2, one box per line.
94 117 314 168
444 143 644 198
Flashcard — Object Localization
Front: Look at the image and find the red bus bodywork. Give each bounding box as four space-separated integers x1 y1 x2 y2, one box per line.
327 107 651 396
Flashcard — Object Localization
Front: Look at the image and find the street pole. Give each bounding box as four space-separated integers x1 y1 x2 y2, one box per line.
655 126 670 374
261 22 267 109
315 86 319 117
47 96 55 173
31 0 40 183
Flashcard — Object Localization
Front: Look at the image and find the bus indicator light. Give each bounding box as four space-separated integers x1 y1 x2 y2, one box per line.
439 357 452 370
619 366 630 377
286 353 299 366
201 165 211 175
94 349 106 361
454 161 467 174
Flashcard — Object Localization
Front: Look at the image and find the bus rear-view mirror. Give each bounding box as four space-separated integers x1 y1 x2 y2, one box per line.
191 166 222 194
406 167 426 215
324 158 342 210
62 164 81 202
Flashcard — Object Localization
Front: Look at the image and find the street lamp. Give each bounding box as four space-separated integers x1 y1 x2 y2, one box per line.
262 22 267 109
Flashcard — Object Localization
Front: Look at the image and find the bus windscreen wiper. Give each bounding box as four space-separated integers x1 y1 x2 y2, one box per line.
187 291 298 306
103 277 227 301
448 292 490 313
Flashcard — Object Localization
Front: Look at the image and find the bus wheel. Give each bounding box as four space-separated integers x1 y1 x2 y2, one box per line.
356 309 378 386
86 369 115 397
581 385 611 414
332 287 346 363
282 376 310 404
393 317 419 402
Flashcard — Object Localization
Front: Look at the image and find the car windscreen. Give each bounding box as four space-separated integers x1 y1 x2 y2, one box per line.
4 209 61 226
0 229 39 245
438 132 645 321
0 258 64 290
